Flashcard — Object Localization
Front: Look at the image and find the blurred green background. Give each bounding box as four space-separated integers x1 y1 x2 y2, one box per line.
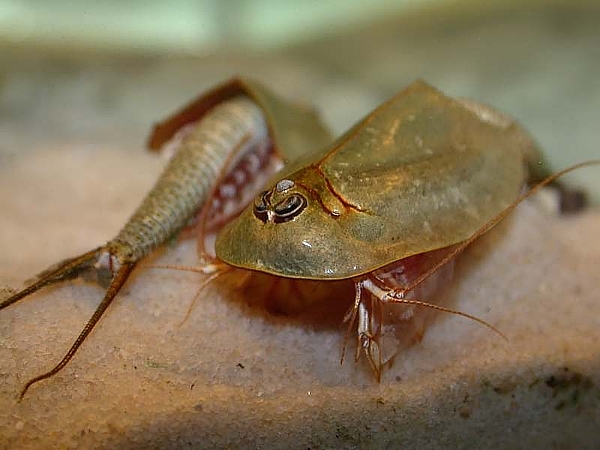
0 0 596 54
0 0 599 199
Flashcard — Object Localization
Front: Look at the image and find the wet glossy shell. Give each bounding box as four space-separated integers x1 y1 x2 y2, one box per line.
215 80 548 280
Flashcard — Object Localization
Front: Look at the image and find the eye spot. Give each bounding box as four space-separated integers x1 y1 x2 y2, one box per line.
275 179 295 193
253 191 270 222
252 188 307 224
273 193 307 223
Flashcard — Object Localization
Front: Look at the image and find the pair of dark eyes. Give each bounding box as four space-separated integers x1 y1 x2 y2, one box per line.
253 191 307 223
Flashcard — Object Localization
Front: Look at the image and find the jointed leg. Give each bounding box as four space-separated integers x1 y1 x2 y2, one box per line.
361 277 506 341
344 275 505 380
343 280 384 380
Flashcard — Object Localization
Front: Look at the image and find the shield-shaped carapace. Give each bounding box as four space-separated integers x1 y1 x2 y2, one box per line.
213 80 590 376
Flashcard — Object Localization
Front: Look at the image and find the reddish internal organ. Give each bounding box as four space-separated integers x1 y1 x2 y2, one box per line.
204 140 281 234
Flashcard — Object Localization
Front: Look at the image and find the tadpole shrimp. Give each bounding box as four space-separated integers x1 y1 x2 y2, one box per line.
2 78 597 399
191 81 600 380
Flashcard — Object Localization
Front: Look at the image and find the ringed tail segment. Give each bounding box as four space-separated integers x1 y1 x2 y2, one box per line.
1 78 333 399
3 97 270 399
146 77 334 259
0 76 334 312
147 77 333 164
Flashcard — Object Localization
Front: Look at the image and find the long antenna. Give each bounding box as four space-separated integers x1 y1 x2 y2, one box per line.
397 160 600 300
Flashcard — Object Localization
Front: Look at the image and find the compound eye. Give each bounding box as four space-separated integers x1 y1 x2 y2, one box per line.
273 193 307 223
253 191 270 222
